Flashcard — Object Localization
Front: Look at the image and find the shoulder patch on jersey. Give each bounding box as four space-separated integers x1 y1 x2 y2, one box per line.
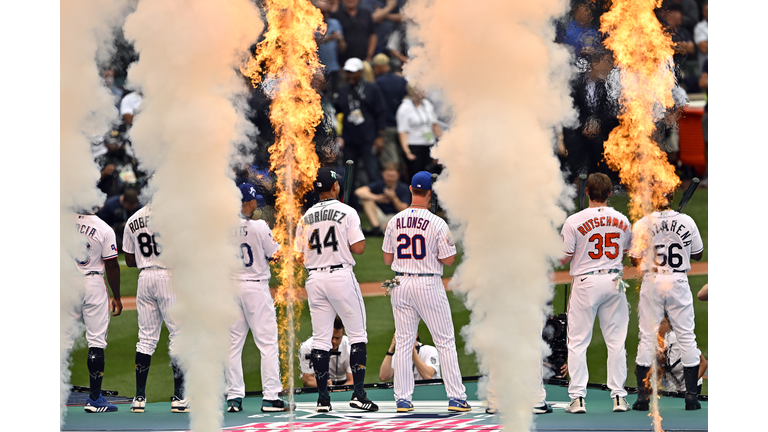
431 357 437 364
446 231 455 247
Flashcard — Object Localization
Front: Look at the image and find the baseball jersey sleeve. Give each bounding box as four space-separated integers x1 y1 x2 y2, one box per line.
688 218 704 255
299 340 313 374
122 223 135 254
436 224 457 260
259 222 281 259
382 220 395 254
102 227 119 260
560 220 577 257
346 209 365 246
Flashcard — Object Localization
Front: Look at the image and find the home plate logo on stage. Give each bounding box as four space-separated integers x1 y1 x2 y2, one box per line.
224 418 501 432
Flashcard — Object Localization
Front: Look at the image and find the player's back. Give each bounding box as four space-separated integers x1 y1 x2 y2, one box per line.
123 206 167 269
234 218 279 280
632 210 703 273
562 206 632 276
296 199 364 269
75 214 118 275
383 208 455 275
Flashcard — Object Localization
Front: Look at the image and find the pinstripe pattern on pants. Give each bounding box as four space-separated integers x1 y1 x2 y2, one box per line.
135 269 178 356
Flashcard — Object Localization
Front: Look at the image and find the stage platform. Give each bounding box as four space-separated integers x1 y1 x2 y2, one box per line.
62 381 707 432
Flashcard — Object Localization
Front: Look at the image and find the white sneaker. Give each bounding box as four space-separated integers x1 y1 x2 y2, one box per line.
613 396 630 412
565 397 586 414
130 395 146 413
171 395 190 413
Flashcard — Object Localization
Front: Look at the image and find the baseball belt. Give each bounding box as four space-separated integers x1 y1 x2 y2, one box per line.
241 279 266 282
578 268 621 276
140 266 167 271
308 264 344 272
85 271 102 276
648 267 686 274
395 272 436 277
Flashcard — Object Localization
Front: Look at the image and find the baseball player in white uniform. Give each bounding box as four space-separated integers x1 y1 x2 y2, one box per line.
225 183 292 413
378 333 441 382
69 212 122 413
122 205 188 413
629 190 704 411
299 316 353 387
560 173 632 413
382 171 469 413
295 167 378 412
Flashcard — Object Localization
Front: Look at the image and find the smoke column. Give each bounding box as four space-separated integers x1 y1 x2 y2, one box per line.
403 1 575 430
60 0 128 426
123 1 263 431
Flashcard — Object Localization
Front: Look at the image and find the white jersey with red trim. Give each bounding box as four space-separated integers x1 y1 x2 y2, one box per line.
630 210 703 273
561 206 632 276
123 206 167 269
74 214 118 274
234 218 280 280
382 208 456 275
295 199 365 269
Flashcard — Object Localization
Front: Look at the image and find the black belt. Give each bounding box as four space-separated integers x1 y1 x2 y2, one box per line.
395 272 436 277
241 279 265 282
308 264 344 272
85 271 102 276
140 266 167 271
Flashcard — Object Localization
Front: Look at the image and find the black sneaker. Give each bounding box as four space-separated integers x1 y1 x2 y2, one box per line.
350 392 379 411
317 397 332 413
262 398 295 412
533 403 553 414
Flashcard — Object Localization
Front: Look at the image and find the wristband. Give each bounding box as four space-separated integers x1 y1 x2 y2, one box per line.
386 351 395 356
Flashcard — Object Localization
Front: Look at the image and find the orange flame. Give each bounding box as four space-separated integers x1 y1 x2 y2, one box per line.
600 0 680 223
244 0 324 396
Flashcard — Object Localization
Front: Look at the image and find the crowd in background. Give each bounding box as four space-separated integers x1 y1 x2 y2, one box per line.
88 0 709 241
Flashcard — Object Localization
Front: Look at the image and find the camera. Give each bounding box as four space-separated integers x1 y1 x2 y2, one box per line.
543 313 568 379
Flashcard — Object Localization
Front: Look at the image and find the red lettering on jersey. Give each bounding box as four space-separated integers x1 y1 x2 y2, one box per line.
612 217 619 228
577 226 586 236
600 216 605 226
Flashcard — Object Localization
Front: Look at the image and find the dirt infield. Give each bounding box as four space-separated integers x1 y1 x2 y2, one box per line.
118 262 708 311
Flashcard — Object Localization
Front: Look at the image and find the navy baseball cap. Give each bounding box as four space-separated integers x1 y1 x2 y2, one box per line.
239 183 259 203
411 171 433 190
315 167 343 192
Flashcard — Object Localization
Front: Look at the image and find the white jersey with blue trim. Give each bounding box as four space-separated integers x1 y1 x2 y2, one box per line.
382 207 456 275
234 218 280 280
295 199 365 269
561 206 632 276
123 206 168 269
630 210 704 273
74 214 118 274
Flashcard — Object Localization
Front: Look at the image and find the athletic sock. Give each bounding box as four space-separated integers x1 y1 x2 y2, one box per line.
134 352 152 397
349 342 367 396
171 359 185 399
87 347 105 401
311 349 331 400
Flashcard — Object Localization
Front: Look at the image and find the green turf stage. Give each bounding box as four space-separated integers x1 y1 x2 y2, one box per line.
67 189 707 403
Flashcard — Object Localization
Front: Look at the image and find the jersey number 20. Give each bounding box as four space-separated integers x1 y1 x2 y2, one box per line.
309 226 339 255
588 233 620 259
397 234 426 259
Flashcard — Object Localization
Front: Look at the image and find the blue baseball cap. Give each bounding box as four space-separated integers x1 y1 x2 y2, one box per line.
239 183 259 203
411 171 433 190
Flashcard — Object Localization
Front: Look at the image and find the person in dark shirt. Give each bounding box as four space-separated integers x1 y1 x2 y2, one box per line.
96 129 147 198
334 57 387 185
97 188 143 251
354 162 410 236
333 0 377 64
372 53 407 168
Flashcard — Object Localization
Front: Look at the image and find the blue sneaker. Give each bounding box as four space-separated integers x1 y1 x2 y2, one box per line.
396 399 414 412
448 398 471 412
84 395 118 413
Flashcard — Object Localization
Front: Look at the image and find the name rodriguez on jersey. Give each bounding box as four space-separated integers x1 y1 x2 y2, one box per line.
303 208 348 225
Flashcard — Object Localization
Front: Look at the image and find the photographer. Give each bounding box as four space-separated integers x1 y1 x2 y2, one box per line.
354 162 410 236
299 316 353 387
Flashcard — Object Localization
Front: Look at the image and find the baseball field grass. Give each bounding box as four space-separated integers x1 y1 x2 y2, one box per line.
67 188 707 403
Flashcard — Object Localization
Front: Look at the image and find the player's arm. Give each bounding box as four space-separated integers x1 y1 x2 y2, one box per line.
125 253 137 268
697 284 708 301
347 212 367 255
379 335 396 381
412 347 436 379
438 255 455 266
301 373 318 388
350 240 366 255
344 372 354 385
691 251 703 261
698 353 708 379
383 252 394 266
104 258 122 316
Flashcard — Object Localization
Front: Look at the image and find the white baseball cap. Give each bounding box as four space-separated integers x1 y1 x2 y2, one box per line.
343 58 364 73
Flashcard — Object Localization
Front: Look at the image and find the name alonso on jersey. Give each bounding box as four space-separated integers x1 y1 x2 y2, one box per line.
394 216 431 231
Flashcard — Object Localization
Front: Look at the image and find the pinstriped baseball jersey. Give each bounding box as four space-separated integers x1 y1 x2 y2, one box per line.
123 207 167 269
295 199 365 269
630 210 703 273
234 218 280 280
75 214 118 274
561 206 632 276
382 208 456 274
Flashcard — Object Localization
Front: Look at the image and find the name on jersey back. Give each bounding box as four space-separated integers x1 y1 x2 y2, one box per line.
576 216 628 236
128 215 151 234
77 223 97 238
303 208 348 225
394 215 430 231
649 219 694 247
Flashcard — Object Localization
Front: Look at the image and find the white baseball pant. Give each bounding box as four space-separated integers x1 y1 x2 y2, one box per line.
135 269 179 356
65 274 111 350
226 280 282 400
567 273 629 399
636 273 700 368
390 275 466 402
306 267 367 350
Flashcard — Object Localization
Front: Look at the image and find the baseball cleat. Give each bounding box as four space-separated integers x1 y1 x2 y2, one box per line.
566 397 586 413
396 399 414 412
130 395 146 413
613 396 630 412
262 398 295 412
485 407 499 415
350 392 379 411
227 398 243 413
533 403 553 414
685 394 701 411
171 395 190 413
448 398 471 412
316 397 332 413
84 395 118 413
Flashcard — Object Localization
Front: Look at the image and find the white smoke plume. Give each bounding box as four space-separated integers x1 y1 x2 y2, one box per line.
60 0 130 426
403 0 576 430
123 1 263 431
